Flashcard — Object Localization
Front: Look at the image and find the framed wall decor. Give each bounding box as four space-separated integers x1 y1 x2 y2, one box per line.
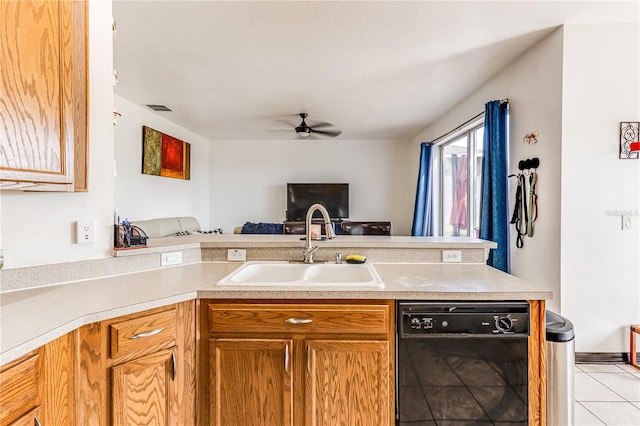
619 121 639 159
142 126 191 179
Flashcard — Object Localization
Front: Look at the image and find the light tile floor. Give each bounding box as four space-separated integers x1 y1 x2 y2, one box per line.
575 364 640 425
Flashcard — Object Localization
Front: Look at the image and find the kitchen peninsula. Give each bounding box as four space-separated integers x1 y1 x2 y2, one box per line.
0 236 552 425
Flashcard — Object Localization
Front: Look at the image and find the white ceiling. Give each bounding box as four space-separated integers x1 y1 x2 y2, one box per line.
113 1 638 141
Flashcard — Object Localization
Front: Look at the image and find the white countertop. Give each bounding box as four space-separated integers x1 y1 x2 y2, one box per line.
114 234 497 256
0 261 551 365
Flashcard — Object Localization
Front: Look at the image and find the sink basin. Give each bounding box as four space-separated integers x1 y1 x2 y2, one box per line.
223 262 308 284
217 261 384 288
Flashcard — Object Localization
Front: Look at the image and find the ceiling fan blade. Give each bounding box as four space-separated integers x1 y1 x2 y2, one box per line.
274 118 298 127
311 128 342 137
306 120 333 129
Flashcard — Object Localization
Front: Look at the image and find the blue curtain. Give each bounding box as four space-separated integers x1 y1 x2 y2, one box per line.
411 142 434 236
479 100 510 272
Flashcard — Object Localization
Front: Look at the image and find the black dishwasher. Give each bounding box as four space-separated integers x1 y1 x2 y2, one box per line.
396 301 530 425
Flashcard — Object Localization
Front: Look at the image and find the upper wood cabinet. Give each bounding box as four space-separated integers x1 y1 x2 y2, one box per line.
0 0 88 192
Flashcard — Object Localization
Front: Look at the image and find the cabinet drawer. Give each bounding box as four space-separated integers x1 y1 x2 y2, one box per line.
209 303 389 335
0 353 40 425
110 309 177 359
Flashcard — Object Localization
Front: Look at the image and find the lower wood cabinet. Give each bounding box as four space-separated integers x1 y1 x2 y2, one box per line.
0 332 74 426
210 338 294 426
201 300 395 426
112 348 179 426
78 301 196 426
305 340 390 425
2 298 394 425
0 352 41 426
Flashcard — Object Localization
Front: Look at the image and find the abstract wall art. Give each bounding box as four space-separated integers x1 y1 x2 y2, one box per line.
142 126 191 179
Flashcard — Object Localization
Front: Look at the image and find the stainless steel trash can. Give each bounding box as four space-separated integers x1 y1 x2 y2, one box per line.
546 310 575 426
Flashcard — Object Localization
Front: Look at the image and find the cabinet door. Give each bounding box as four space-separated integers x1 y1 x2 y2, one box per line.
111 348 177 426
305 340 390 426
0 0 87 191
209 338 293 426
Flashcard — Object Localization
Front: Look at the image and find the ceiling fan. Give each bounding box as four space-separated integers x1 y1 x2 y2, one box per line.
287 113 342 138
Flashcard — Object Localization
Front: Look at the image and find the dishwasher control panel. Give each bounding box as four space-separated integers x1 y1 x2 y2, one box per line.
398 301 529 336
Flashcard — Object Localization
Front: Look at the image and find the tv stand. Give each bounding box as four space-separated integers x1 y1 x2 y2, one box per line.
284 220 391 236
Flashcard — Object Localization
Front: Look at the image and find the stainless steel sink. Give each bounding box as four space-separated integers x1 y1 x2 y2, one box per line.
216 261 384 288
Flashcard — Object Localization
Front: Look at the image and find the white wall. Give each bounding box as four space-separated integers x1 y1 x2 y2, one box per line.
209 138 414 235
561 23 640 353
114 96 211 228
412 29 564 312
0 0 114 269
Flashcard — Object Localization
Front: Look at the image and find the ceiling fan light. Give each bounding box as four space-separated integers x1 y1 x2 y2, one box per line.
296 126 311 137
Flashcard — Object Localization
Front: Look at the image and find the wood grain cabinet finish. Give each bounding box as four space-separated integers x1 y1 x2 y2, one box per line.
305 340 390 426
0 332 74 426
209 339 294 426
4 408 42 426
0 353 40 426
0 0 88 191
109 309 177 360
202 300 395 426
112 348 178 426
77 302 196 426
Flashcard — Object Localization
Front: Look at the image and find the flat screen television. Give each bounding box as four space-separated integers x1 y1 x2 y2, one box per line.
286 183 349 221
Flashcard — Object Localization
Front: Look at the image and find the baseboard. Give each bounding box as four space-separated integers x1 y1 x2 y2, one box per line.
575 352 633 363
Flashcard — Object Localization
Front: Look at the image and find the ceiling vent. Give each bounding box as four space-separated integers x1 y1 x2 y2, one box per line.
146 104 172 112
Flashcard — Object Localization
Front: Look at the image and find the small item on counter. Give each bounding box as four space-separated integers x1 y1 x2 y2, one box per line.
345 254 366 264
114 219 148 250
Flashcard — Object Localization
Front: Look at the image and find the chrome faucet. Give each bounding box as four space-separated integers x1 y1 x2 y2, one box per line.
303 203 336 263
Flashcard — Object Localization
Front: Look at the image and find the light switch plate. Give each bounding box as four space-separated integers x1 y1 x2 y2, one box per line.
442 250 462 263
161 251 183 266
227 249 246 262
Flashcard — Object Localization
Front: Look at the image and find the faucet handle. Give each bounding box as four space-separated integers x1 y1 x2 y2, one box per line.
304 245 320 263
335 253 342 264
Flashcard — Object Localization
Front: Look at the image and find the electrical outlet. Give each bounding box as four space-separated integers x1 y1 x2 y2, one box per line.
622 215 632 230
227 249 246 262
161 251 183 266
442 250 462 263
75 220 95 243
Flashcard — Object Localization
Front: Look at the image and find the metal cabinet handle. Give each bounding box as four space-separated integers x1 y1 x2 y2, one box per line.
34 418 41 426
171 352 177 381
284 343 289 373
307 345 311 374
285 318 312 324
129 327 164 339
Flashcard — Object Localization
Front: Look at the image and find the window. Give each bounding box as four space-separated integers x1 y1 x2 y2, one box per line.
439 124 484 237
